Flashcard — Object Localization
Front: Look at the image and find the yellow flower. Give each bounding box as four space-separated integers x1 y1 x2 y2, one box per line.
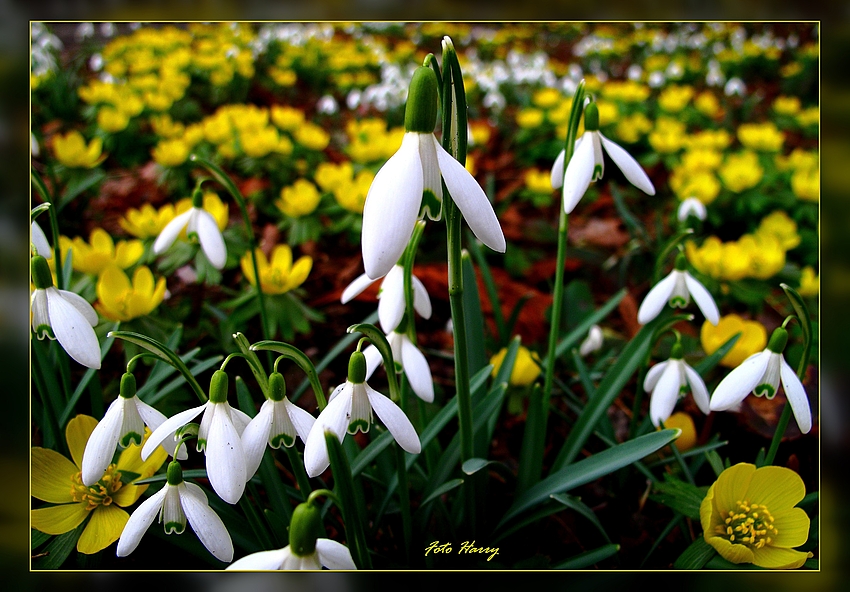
315 161 354 193
490 346 541 387
516 108 545 129
524 168 553 194
739 234 785 280
31 415 168 554
719 152 764 192
756 211 800 251
700 314 767 368
294 123 330 151
175 192 228 231
661 412 697 452
97 106 131 133
120 203 177 239
241 245 312 295
695 91 721 118
648 118 687 154
669 169 721 205
61 228 144 276
686 129 732 151
241 126 280 159
595 100 618 125
333 170 373 214
270 105 305 131
615 113 652 144
791 167 819 201
469 121 492 146
772 96 801 116
795 107 819 128
658 84 694 113
798 266 819 297
152 138 190 167
95 266 167 322
532 87 561 109
52 131 106 169
700 463 812 569
681 149 723 171
276 179 321 218
737 122 785 152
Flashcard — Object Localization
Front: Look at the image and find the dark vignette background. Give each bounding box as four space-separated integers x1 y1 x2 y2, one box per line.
3 1 844 589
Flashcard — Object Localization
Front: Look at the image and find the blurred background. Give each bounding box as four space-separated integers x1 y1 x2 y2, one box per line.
4 0 844 587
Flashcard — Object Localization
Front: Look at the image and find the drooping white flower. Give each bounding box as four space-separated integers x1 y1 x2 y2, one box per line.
550 101 655 214
153 190 227 269
241 372 316 479
30 255 101 369
709 327 812 434
677 197 707 222
31 221 51 257
117 461 233 562
579 324 604 357
637 254 719 326
643 345 710 427
363 330 434 403
361 66 505 280
82 372 187 486
303 351 421 477
341 264 432 333
142 371 250 504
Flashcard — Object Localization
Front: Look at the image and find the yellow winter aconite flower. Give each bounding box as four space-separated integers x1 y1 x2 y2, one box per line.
648 118 686 154
95 266 167 322
152 138 190 167
737 122 785 152
798 266 819 297
660 412 697 452
602 80 650 103
241 245 312 295
739 234 786 280
700 314 767 368
120 203 177 239
532 87 561 109
719 152 763 192
615 113 652 144
669 169 721 204
772 96 801 116
694 91 721 118
469 121 492 146
796 107 819 128
276 179 322 218
241 126 280 158
490 346 541 387
175 192 228 231
524 168 553 194
314 161 354 193
756 211 801 251
791 167 819 201
686 237 749 282
685 129 732 151
271 105 305 131
52 131 107 168
294 122 330 151
658 84 694 112
60 228 144 276
516 108 545 129
333 169 373 214
31 415 168 554
681 149 723 171
701 463 812 569
97 106 131 133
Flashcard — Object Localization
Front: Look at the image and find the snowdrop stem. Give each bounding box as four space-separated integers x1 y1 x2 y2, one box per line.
324 431 372 568
126 353 161 373
403 221 426 344
306 488 339 506
31 169 65 289
781 315 797 330
763 404 794 467
219 352 246 371
659 420 695 486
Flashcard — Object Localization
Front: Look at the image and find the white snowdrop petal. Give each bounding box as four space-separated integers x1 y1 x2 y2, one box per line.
710 351 771 412
179 482 234 562
205 403 247 504
637 271 679 325
282 398 316 444
550 148 566 189
341 273 375 304
135 399 187 460
599 132 656 195
56 289 99 327
650 361 683 427
361 133 423 280
229 406 253 436
46 288 101 369
116 486 168 557
31 290 49 335
227 548 288 570
780 358 812 434
683 363 711 415
643 361 669 392
378 267 406 333
304 386 351 477
32 221 52 258
194 209 227 269
279 546 300 569
562 133 595 213
411 275 432 319
81 398 124 485
241 400 273 480
315 538 357 570
434 140 506 253
365 384 420 454
401 337 434 403
419 133 443 211
363 344 383 381
142 403 207 461
153 209 192 255
683 272 720 326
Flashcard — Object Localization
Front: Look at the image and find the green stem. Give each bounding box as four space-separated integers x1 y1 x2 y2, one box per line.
395 440 412 562
31 169 65 290
763 402 794 466
660 420 694 486
325 431 372 568
284 446 312 501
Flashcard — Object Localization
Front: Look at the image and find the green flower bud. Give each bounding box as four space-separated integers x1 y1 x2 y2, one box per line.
209 370 229 403
119 373 137 399
767 327 788 354
288 501 321 557
166 460 184 485
670 341 684 359
31 255 54 290
584 101 600 131
404 67 439 134
269 371 286 402
675 251 688 271
191 187 204 208
348 351 367 384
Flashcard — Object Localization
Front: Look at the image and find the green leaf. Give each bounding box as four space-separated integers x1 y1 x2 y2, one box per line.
500 428 681 528
550 289 626 365
693 332 741 375
550 493 612 544
346 323 400 403
232 332 269 397
32 521 85 569
649 478 709 520
59 324 119 425
31 529 51 550
465 233 506 343
674 536 716 569
553 544 619 569
705 449 725 478
653 228 695 284
420 478 464 507
781 283 813 376
461 250 487 374
251 340 325 409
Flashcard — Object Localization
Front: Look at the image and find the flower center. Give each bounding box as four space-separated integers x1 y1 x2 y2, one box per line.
70 465 123 510
715 499 779 549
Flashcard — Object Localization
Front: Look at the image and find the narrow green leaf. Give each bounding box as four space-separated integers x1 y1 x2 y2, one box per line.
693 332 741 375
60 325 118 425
674 536 716 569
550 289 626 365
31 529 51 550
553 544 620 569
32 521 85 569
351 430 394 477
781 283 813 376
420 478 464 507
649 478 708 520
550 493 612 544
251 340 325 409
465 233 507 343
653 228 695 284
326 431 372 569
461 250 487 374
705 449 725 478
233 332 269 397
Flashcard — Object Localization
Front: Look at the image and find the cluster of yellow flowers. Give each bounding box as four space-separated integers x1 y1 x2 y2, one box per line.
345 119 404 165
777 148 819 202
314 161 375 214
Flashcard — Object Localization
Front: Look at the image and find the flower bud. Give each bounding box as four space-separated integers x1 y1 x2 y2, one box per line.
119 372 137 399
209 370 229 403
288 501 321 557
767 327 788 353
166 460 184 485
404 67 439 134
269 371 286 402
675 251 688 271
348 351 367 384
584 101 600 131
191 187 204 208
31 255 54 290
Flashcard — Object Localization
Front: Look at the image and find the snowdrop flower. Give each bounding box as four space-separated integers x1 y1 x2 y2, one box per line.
644 342 710 427
677 197 707 222
153 188 227 269
228 499 356 571
142 370 250 504
30 255 101 369
637 253 719 326
361 65 505 280
117 460 233 562
82 373 187 486
303 351 421 477
579 324 604 357
31 220 51 257
551 102 655 214
241 372 316 479
710 327 812 434
364 329 434 403
341 263 432 333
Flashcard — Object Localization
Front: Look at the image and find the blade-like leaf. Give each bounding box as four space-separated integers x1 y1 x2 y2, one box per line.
674 537 717 569
553 543 620 570
251 340 324 409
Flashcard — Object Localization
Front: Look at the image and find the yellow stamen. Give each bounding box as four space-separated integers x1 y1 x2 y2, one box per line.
70 465 123 510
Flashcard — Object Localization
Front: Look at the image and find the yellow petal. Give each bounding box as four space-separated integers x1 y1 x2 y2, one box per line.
713 462 756 515
31 447 76 503
700 483 717 534
286 257 313 290
117 436 168 484
111 482 146 507
97 266 131 304
770 507 811 548
66 415 98 469
115 240 144 268
745 466 806 511
90 228 114 253
271 245 293 273
77 504 128 554
31 503 89 535
751 545 811 569
705 535 755 564
133 266 155 296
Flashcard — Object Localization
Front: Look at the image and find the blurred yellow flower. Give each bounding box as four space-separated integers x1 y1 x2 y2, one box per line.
756 211 800 251
270 67 297 86
490 345 541 387
700 463 812 569
602 80 650 103
150 114 185 138
686 237 750 282
524 169 553 194
52 131 107 168
791 167 819 201
661 412 697 452
315 161 354 192
31 415 167 554
96 265 167 322
333 169 373 214
719 152 763 192
772 96 801 116
532 87 561 108
120 203 177 239
737 122 785 152
739 234 786 280
241 245 312 295
271 105 305 131
795 107 818 128
669 169 721 204
97 106 131 133
615 113 652 144
701 314 767 368
685 129 732 151
276 179 321 218
152 138 190 167
469 121 492 146
241 126 280 158
694 91 721 118
595 100 618 125
681 149 722 171
516 108 545 129
798 266 819 297
658 84 694 112
649 118 687 154
294 123 330 151
60 228 144 276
